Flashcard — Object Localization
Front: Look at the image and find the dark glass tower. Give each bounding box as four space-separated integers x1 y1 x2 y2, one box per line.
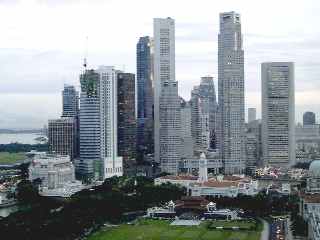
117 72 137 168
136 36 154 160
303 111 316 125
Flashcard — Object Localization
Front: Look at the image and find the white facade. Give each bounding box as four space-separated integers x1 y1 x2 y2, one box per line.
97 66 123 179
29 153 76 189
218 12 246 174
155 174 258 198
153 17 181 174
261 62 295 168
189 177 258 198
77 67 122 181
155 175 198 188
179 151 222 175
198 153 208 182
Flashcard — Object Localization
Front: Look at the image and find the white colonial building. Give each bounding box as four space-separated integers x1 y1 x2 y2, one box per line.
29 153 83 197
154 153 258 198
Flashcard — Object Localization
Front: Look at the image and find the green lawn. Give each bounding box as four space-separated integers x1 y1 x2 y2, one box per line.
0 152 26 164
209 220 257 229
88 219 261 240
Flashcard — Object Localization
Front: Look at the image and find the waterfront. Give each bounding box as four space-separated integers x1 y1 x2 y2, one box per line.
0 133 45 145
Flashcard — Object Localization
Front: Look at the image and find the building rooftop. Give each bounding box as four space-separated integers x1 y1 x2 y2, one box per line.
159 175 198 181
302 193 320 203
202 180 238 188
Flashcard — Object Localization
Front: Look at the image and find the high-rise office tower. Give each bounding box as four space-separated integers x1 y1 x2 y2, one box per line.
96 66 123 179
117 72 137 166
248 108 256 123
62 85 79 118
261 62 295 168
62 84 80 157
136 36 154 159
246 119 262 171
48 117 77 160
245 132 258 175
191 76 218 153
303 111 316 126
218 12 245 174
154 17 181 174
180 98 193 158
77 69 101 180
77 67 123 181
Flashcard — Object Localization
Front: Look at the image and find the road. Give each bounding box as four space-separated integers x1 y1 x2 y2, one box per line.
260 219 270 240
269 218 286 240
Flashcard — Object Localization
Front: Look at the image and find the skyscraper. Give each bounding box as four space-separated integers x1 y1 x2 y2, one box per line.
76 67 123 181
48 117 78 160
261 62 295 168
154 17 181 174
136 36 154 159
96 66 123 179
248 108 256 123
62 84 80 157
218 12 245 174
62 85 79 118
77 69 101 180
303 111 316 126
180 98 193 158
117 72 137 166
191 76 218 153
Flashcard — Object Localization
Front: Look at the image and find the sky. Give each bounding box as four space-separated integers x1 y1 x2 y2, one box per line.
0 0 320 129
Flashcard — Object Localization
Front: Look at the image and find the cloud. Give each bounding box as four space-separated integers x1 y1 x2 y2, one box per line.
1 0 320 128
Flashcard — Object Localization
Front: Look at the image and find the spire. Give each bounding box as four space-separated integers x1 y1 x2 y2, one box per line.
83 36 88 69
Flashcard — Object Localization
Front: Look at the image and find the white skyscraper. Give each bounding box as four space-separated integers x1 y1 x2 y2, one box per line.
218 12 246 174
153 17 181 174
77 66 122 181
261 62 295 168
96 66 123 179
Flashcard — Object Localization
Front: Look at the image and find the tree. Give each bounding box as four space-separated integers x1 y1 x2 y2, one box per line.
16 180 40 204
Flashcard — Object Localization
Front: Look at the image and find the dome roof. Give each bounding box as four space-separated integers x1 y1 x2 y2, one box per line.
309 160 320 177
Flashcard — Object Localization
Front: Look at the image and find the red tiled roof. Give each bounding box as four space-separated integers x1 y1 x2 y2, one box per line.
223 175 243 181
301 193 320 203
202 180 238 188
159 175 198 181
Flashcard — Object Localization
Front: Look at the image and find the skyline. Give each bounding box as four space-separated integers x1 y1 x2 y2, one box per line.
1 0 320 128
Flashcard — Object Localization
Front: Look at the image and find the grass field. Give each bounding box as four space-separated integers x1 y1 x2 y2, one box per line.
88 219 261 240
0 152 26 164
209 220 257 229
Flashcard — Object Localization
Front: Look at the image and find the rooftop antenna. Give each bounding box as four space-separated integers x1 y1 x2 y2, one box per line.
83 36 88 70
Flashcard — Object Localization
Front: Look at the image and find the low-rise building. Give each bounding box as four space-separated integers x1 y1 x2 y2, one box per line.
155 175 198 188
188 175 258 198
28 153 83 197
155 153 258 198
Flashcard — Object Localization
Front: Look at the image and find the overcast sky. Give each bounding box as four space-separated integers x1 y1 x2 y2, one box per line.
0 0 319 129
